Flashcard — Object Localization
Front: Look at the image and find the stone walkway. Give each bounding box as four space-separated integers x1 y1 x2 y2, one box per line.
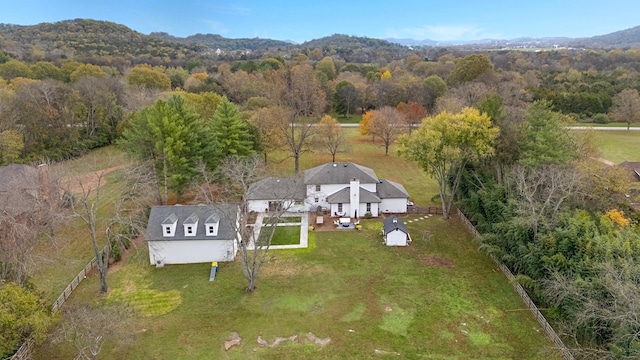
406 214 433 223
248 212 309 250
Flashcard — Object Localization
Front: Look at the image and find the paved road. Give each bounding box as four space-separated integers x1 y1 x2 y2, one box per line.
339 124 640 130
567 126 640 131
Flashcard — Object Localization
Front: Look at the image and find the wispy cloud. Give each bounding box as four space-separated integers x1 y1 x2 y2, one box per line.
386 25 502 41
202 20 229 35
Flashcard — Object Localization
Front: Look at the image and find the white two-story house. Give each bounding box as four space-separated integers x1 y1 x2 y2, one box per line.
246 162 409 217
304 162 409 217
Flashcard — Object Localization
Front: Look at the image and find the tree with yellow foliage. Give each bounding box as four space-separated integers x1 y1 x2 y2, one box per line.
359 110 374 139
603 209 631 229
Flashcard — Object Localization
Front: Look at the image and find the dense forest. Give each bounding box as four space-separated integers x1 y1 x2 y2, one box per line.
2 19 640 358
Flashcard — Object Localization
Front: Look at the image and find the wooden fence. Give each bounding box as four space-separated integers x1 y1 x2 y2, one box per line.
10 246 106 360
456 208 574 360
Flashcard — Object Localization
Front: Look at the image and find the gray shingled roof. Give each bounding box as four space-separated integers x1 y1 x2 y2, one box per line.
377 179 409 199
0 164 41 217
246 177 305 200
145 204 238 241
326 187 381 204
383 216 408 235
304 162 378 185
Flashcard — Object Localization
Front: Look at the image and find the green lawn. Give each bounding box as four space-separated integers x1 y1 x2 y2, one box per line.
276 216 302 223
591 130 640 163
31 146 130 302
30 126 564 358
259 225 301 245
333 112 362 124
36 216 561 359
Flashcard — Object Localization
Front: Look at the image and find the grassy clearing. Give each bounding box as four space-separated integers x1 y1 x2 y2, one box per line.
591 130 640 163
35 215 561 359
334 113 362 124
31 146 130 302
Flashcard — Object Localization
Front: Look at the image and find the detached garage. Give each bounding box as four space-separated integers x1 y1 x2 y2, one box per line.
383 216 410 246
145 204 240 266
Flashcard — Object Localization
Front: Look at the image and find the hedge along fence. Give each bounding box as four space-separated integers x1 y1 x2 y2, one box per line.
456 208 574 360
11 245 108 360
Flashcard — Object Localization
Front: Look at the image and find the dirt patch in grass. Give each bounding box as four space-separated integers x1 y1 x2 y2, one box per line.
60 164 129 194
261 259 328 277
419 255 455 269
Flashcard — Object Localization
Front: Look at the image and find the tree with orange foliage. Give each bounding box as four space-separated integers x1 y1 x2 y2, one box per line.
397 101 427 134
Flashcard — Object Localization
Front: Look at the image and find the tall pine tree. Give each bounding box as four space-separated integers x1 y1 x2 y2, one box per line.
209 96 254 157
120 95 220 203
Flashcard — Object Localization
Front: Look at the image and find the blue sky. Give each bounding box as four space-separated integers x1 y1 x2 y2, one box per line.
1 0 639 43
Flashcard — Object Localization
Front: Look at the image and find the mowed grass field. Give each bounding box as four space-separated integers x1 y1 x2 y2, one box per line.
31 147 130 302
31 127 563 358
591 130 640 163
37 215 560 359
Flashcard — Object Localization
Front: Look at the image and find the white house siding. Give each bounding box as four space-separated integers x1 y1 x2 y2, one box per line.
380 198 407 214
329 202 379 217
359 203 379 217
330 203 352 216
307 183 377 210
248 199 304 213
248 200 269 213
386 230 408 246
148 239 236 265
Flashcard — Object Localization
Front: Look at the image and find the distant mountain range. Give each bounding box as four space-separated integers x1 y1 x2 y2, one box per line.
385 25 640 49
1 19 640 62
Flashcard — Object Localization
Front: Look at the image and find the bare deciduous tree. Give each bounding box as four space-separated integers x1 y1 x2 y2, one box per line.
66 162 154 293
512 164 585 236
545 260 640 359
51 304 134 360
0 162 63 285
609 88 640 130
196 156 300 292
0 212 37 285
314 115 349 162
268 64 326 174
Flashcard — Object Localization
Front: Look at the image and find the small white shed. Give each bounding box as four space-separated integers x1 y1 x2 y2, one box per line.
145 205 239 266
383 216 410 246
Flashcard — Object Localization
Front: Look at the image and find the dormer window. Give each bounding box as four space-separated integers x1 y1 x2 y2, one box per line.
161 213 178 238
205 213 220 236
183 213 199 237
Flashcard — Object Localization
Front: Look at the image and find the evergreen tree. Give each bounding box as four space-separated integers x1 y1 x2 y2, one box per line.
209 96 254 157
119 95 219 202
